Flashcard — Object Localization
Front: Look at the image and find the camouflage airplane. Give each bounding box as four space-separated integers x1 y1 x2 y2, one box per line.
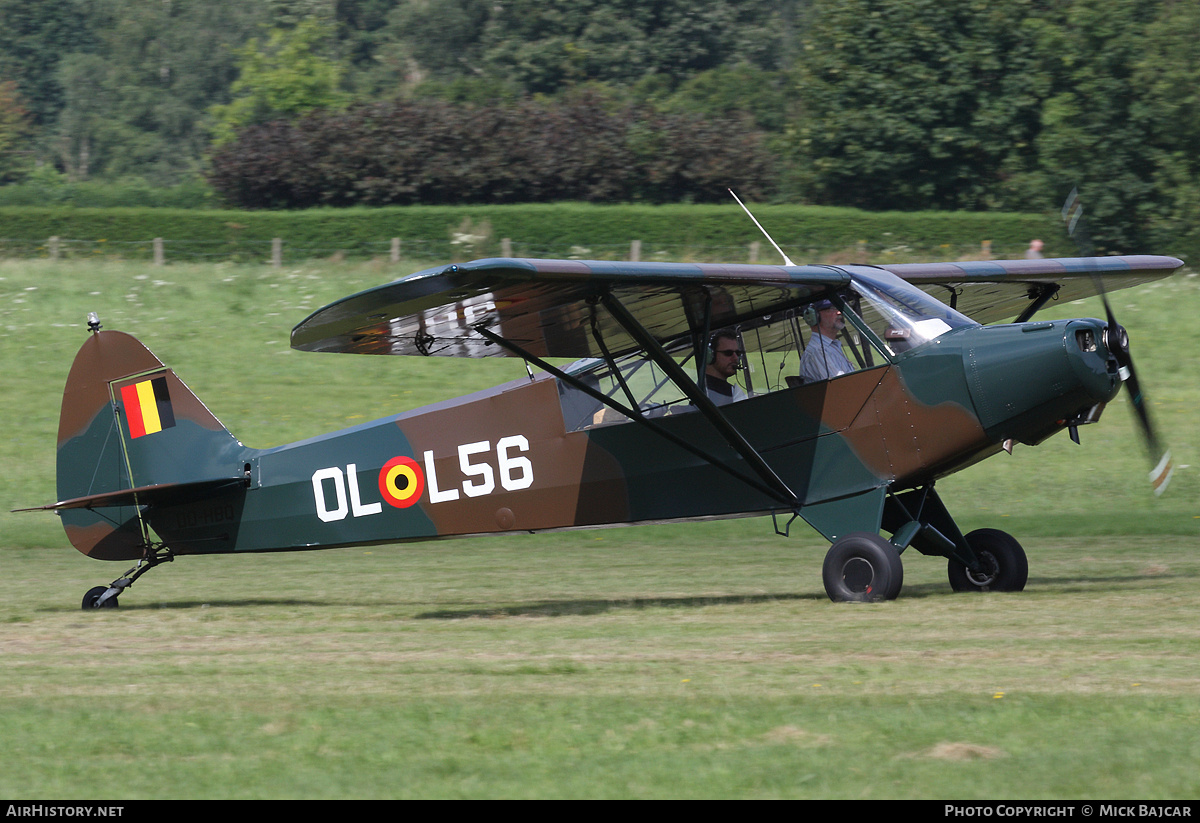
25 250 1182 608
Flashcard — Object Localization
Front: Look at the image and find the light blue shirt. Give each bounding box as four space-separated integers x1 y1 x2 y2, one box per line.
800 333 855 382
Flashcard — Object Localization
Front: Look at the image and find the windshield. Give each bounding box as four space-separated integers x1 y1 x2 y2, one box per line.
846 268 978 354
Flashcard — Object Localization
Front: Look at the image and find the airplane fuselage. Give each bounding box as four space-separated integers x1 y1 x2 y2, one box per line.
139 315 1119 556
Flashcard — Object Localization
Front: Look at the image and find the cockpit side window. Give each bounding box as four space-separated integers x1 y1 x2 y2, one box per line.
555 270 973 431
557 341 697 429
556 306 884 430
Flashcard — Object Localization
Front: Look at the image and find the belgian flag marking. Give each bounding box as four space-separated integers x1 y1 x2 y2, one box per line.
120 376 176 438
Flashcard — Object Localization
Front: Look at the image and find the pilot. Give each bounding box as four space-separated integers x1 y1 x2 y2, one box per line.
800 299 855 382
705 330 747 406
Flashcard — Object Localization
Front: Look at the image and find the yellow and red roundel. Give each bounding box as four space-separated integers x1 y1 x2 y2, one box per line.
378 456 424 508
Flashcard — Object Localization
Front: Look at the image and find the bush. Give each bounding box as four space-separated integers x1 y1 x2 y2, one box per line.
207 95 779 209
0 171 217 208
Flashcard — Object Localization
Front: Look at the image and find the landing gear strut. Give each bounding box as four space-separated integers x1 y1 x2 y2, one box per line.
81 542 174 610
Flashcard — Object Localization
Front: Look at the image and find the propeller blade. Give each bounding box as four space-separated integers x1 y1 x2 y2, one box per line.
1061 187 1172 495
1150 450 1175 497
1120 354 1174 495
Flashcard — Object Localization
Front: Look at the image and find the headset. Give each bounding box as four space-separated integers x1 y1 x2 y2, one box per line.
707 330 742 366
803 298 834 329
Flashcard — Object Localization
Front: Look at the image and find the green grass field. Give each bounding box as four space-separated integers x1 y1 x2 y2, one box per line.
2 256 1198 799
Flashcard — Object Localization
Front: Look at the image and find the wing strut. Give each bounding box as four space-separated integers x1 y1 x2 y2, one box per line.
598 291 800 508
1014 283 1060 323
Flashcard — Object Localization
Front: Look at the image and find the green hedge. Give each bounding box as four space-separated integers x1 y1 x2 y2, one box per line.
0 203 1064 262
0 176 216 209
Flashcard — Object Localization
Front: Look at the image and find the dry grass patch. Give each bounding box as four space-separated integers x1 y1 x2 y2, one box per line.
919 742 1008 761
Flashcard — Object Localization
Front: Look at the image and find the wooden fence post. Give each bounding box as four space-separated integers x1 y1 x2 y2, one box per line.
749 241 760 263
391 237 401 263
501 237 512 257
630 239 641 262
272 238 282 268
49 236 59 260
153 237 164 266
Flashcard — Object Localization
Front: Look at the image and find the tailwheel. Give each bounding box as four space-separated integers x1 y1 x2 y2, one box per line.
80 541 175 610
82 586 118 609
947 528 1028 592
822 532 904 602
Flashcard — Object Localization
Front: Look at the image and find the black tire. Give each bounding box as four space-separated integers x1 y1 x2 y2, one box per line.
822 532 904 602
82 586 118 610
947 528 1028 592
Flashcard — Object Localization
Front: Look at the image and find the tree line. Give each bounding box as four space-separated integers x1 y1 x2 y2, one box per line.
2 0 1199 258
207 92 776 208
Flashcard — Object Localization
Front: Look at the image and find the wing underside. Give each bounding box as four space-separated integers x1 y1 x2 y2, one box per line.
880 255 1184 325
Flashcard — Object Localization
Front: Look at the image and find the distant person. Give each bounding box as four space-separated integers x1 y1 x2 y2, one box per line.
800 299 855 382
705 330 747 406
1025 239 1044 259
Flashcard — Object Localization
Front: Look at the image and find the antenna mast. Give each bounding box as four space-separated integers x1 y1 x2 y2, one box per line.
728 189 795 267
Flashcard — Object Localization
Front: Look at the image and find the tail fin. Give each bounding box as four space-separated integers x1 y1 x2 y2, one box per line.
54 328 246 559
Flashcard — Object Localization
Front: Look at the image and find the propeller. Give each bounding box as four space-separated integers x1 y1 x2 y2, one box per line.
1062 189 1173 495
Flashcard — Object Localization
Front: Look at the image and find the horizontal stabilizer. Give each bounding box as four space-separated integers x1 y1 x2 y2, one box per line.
15 477 245 513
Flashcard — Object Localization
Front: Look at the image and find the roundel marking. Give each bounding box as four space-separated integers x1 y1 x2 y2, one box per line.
378 455 425 508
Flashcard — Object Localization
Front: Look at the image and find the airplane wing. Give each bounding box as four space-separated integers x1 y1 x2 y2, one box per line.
291 257 852 359
878 255 1184 325
292 255 1185 359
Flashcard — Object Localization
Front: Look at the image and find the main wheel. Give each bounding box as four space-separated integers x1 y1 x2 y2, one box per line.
947 528 1028 592
822 532 904 602
82 586 118 610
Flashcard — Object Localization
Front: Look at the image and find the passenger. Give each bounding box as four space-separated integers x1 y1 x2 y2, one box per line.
705 330 747 406
800 299 855 382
